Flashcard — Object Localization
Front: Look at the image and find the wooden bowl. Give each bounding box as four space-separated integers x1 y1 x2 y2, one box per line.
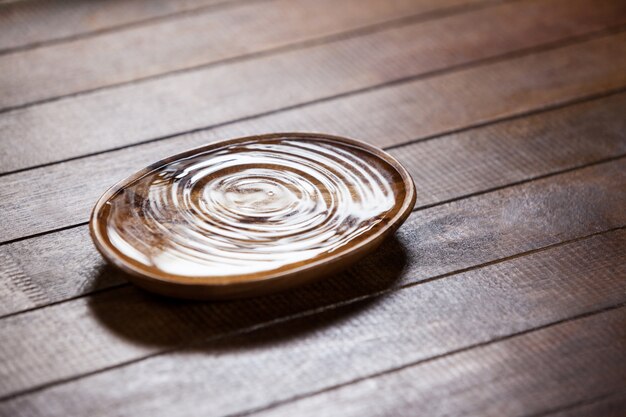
90 133 416 299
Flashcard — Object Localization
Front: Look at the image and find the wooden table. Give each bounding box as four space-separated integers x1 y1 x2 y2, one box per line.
1 0 625 415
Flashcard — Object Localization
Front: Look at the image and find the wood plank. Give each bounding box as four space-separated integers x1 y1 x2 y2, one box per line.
1 81 625 244
0 159 624 400
1 228 624 415
0 0 237 54
0 93 625 314
2 8 626 174
250 306 626 417
0 0 488 109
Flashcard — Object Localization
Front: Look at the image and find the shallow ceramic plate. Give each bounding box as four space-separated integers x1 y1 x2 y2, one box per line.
90 133 416 299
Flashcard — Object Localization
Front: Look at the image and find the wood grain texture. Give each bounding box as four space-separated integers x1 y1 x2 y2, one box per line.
0 159 624 400
1 83 625 244
1 229 624 415
0 0 237 53
0 0 487 109
544 392 626 417
251 306 626 417
0 251 49 316
2 1 625 415
2 8 626 173
1 92 625 312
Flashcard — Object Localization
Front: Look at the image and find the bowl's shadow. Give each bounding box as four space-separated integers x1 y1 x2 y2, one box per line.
88 236 408 351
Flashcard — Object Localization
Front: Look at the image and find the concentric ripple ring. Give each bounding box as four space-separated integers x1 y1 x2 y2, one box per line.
90 133 416 299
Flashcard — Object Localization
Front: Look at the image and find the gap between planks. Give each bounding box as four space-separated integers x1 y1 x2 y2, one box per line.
0 0 262 56
0 0 506 112
1 226 624 409
2 10 626 174
3 76 626 182
1 159 624 400
1 90 625 316
235 302 626 417
1 0 620 410
0 153 623 321
1 86 625 246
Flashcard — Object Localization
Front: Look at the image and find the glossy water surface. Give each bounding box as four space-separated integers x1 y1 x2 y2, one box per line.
97 137 404 279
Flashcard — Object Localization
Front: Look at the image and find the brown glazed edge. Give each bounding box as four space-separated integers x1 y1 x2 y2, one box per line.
89 132 417 299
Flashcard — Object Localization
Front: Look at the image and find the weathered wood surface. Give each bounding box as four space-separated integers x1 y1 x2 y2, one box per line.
2 6 626 173
0 159 624 399
3 0 625 111
0 0 488 109
546 392 626 417
0 0 237 53
251 306 626 417
2 51 626 242
1 94 625 317
1 229 624 415
1 1 625 416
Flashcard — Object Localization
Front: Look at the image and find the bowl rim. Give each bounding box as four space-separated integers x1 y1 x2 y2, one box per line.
89 132 417 290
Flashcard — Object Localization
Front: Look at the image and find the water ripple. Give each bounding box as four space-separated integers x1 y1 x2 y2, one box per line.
95 135 409 280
